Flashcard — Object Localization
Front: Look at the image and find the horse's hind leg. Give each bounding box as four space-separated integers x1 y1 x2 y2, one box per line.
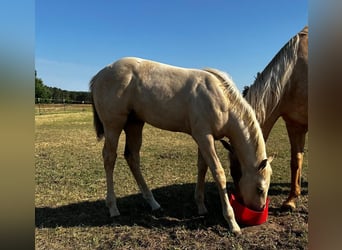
102 125 124 217
124 120 161 211
195 148 208 215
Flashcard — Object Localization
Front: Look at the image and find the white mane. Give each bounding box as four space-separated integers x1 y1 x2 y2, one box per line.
203 68 264 148
245 33 301 124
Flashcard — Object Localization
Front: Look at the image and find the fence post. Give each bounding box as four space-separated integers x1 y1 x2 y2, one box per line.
37 98 41 115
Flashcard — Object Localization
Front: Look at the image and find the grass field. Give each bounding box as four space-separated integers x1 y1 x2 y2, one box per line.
35 105 308 249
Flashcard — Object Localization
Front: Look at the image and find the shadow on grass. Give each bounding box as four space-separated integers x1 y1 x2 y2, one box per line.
269 181 308 196
36 181 308 229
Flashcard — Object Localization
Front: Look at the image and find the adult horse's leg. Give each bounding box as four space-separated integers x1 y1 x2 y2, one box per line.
282 121 307 210
124 120 161 211
102 125 124 217
195 148 208 215
195 134 240 234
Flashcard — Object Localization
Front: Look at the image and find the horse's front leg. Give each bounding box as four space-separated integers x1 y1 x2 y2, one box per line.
195 148 208 215
195 134 241 234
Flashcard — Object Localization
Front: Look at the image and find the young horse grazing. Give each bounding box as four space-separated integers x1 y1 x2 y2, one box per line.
242 26 308 210
90 57 272 233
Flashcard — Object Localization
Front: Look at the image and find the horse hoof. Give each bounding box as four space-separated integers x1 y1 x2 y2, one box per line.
151 207 164 217
197 205 208 216
108 206 121 217
110 216 123 226
232 229 242 235
281 203 295 212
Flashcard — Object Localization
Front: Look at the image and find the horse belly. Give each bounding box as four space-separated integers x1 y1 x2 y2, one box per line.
133 100 191 133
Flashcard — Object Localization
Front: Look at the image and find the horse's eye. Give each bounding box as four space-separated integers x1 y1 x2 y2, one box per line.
257 187 264 195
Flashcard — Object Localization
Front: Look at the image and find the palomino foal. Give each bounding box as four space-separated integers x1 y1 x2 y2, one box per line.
90 57 272 233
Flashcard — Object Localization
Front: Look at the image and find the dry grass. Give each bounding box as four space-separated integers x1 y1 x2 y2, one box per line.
35 106 308 249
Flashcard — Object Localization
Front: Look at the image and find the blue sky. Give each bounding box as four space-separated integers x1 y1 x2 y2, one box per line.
35 1 307 92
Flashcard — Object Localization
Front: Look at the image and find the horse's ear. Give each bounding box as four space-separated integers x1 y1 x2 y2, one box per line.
258 159 268 171
220 139 234 153
242 86 250 97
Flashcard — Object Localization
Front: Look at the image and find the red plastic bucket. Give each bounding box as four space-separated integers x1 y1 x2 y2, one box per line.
229 193 269 225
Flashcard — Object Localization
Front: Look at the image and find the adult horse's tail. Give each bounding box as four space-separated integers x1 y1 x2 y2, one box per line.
90 76 104 141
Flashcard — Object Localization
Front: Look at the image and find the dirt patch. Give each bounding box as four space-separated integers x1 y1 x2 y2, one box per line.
36 182 308 249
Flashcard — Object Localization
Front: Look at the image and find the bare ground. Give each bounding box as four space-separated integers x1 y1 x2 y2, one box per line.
36 182 308 249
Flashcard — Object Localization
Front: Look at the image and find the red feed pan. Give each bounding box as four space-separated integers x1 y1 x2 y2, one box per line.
229 193 269 226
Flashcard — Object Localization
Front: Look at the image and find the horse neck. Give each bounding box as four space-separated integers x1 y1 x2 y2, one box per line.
202 66 267 167
226 110 267 170
245 33 300 126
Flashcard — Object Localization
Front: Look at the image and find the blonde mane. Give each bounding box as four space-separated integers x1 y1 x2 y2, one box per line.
245 30 304 124
203 68 264 150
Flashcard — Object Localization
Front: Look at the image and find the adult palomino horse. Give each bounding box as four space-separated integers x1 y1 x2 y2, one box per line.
90 57 273 233
241 26 308 210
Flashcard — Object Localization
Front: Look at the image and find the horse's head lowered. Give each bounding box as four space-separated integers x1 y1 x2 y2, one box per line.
220 140 273 211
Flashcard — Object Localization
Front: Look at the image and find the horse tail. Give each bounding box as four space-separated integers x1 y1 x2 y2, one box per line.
90 75 104 141
92 102 104 141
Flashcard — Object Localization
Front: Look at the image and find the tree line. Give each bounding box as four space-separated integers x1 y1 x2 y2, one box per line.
35 71 252 104
35 71 92 104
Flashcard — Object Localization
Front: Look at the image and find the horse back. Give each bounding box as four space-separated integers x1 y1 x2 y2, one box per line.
91 57 230 135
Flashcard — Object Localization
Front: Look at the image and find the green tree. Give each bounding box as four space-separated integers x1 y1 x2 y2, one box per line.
35 70 92 103
35 71 51 103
